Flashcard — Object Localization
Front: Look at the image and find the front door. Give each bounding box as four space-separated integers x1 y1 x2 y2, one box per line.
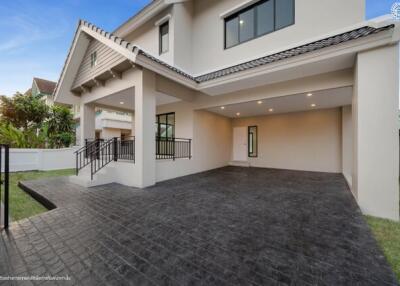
233 127 247 161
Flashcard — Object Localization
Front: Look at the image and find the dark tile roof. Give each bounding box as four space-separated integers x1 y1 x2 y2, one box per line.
34 77 57 95
56 20 392 96
194 25 394 82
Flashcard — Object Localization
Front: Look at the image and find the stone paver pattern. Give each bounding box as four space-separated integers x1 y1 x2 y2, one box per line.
0 166 398 285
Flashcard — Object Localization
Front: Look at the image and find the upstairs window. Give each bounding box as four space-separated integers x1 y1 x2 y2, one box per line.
159 21 169 54
90 51 97 68
225 0 295 49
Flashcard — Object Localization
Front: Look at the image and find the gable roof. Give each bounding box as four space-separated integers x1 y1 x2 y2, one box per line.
81 20 394 84
54 19 395 100
33 77 56 95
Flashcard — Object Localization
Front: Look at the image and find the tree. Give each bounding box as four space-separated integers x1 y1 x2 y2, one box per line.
0 92 49 130
47 105 75 148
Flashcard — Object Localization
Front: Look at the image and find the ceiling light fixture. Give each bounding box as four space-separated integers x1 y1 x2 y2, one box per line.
311 103 316 107
120 101 124 105
257 101 263 104
268 108 274 112
220 106 225 110
236 112 240 116
240 20 244 24
307 93 313 97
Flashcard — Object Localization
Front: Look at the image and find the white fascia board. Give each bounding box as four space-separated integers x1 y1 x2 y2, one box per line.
197 30 395 92
81 25 139 61
54 27 90 105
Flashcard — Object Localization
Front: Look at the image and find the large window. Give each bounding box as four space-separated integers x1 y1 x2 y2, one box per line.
248 126 258 157
159 21 169 54
156 112 175 139
225 0 294 49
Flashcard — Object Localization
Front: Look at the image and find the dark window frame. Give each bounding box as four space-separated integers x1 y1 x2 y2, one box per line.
248 126 258 158
159 21 169 55
156 112 175 140
224 0 295 49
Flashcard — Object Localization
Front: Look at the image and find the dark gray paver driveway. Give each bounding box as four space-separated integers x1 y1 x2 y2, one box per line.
0 167 398 285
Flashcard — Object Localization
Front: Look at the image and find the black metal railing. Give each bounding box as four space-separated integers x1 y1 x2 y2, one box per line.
117 137 135 161
156 137 191 160
75 136 191 179
0 145 10 230
75 139 104 175
90 138 116 180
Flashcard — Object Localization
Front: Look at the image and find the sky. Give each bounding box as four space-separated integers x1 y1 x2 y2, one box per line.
0 0 397 96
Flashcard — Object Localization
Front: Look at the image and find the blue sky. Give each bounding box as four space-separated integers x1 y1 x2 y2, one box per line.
0 0 396 96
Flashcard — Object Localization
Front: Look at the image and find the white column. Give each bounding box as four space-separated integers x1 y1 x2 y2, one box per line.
79 103 96 147
135 69 156 188
353 44 399 221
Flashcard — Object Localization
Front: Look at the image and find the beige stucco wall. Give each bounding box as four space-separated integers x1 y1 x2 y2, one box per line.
191 0 365 74
232 108 342 173
101 128 122 139
341 105 353 191
353 44 399 221
156 101 232 182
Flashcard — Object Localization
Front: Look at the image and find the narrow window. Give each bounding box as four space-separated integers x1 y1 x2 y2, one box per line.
90 51 97 68
248 126 258 157
159 21 169 54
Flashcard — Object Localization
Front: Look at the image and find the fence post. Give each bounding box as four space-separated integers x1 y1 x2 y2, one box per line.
4 145 9 229
113 137 118 162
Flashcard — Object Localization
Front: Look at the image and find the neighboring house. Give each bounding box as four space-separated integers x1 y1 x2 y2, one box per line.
31 77 57 105
74 107 133 145
54 0 399 221
30 78 132 144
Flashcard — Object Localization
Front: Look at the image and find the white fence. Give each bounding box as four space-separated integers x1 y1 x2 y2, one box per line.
5 147 80 172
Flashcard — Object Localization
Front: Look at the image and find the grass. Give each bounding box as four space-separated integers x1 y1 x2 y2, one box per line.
1 169 75 221
365 215 400 282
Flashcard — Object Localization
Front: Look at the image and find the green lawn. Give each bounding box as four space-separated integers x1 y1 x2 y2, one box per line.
1 169 75 221
365 215 400 282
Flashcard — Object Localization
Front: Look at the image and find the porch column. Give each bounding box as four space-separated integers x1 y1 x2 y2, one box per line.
79 103 96 147
135 69 156 188
353 44 399 221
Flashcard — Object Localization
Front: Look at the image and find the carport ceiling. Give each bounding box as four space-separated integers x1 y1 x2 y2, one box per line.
95 87 180 110
207 86 352 118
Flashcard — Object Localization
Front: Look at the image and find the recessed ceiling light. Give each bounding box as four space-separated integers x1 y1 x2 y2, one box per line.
120 101 124 105
236 112 240 116
257 101 263 104
239 20 244 24
220 106 225 110
268 108 274 112
311 103 316 107
307 93 313 97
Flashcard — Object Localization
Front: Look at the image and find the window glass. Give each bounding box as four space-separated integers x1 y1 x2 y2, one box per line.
160 21 169 54
224 0 294 49
276 0 294 30
239 9 255 43
90 51 97 68
156 113 175 139
257 0 274 36
225 17 239 48
248 126 257 157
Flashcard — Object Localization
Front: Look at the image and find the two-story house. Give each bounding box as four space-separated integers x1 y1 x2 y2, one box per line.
54 0 400 221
